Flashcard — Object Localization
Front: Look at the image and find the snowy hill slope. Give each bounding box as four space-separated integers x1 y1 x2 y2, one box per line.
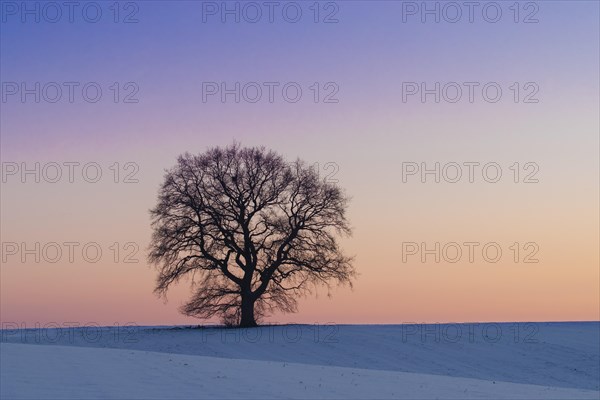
2 322 598 391
1 343 599 400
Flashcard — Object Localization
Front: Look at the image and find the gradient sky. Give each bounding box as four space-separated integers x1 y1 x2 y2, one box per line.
1 1 599 326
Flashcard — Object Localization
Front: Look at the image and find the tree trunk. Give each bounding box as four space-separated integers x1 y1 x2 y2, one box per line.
239 294 257 327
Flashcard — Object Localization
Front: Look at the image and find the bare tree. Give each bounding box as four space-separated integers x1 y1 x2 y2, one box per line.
149 144 355 327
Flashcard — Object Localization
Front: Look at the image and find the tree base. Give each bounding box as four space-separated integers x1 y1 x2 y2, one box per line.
239 320 258 328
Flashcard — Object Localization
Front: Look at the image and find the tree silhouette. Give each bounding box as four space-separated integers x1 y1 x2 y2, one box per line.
149 144 355 327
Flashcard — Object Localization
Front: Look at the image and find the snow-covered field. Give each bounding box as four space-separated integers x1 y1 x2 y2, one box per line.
1 322 599 399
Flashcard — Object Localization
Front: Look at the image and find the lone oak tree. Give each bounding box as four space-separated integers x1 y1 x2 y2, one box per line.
149 144 355 327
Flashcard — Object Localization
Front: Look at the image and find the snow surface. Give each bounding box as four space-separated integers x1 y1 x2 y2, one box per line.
1 322 599 398
1 342 599 399
2 322 598 390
